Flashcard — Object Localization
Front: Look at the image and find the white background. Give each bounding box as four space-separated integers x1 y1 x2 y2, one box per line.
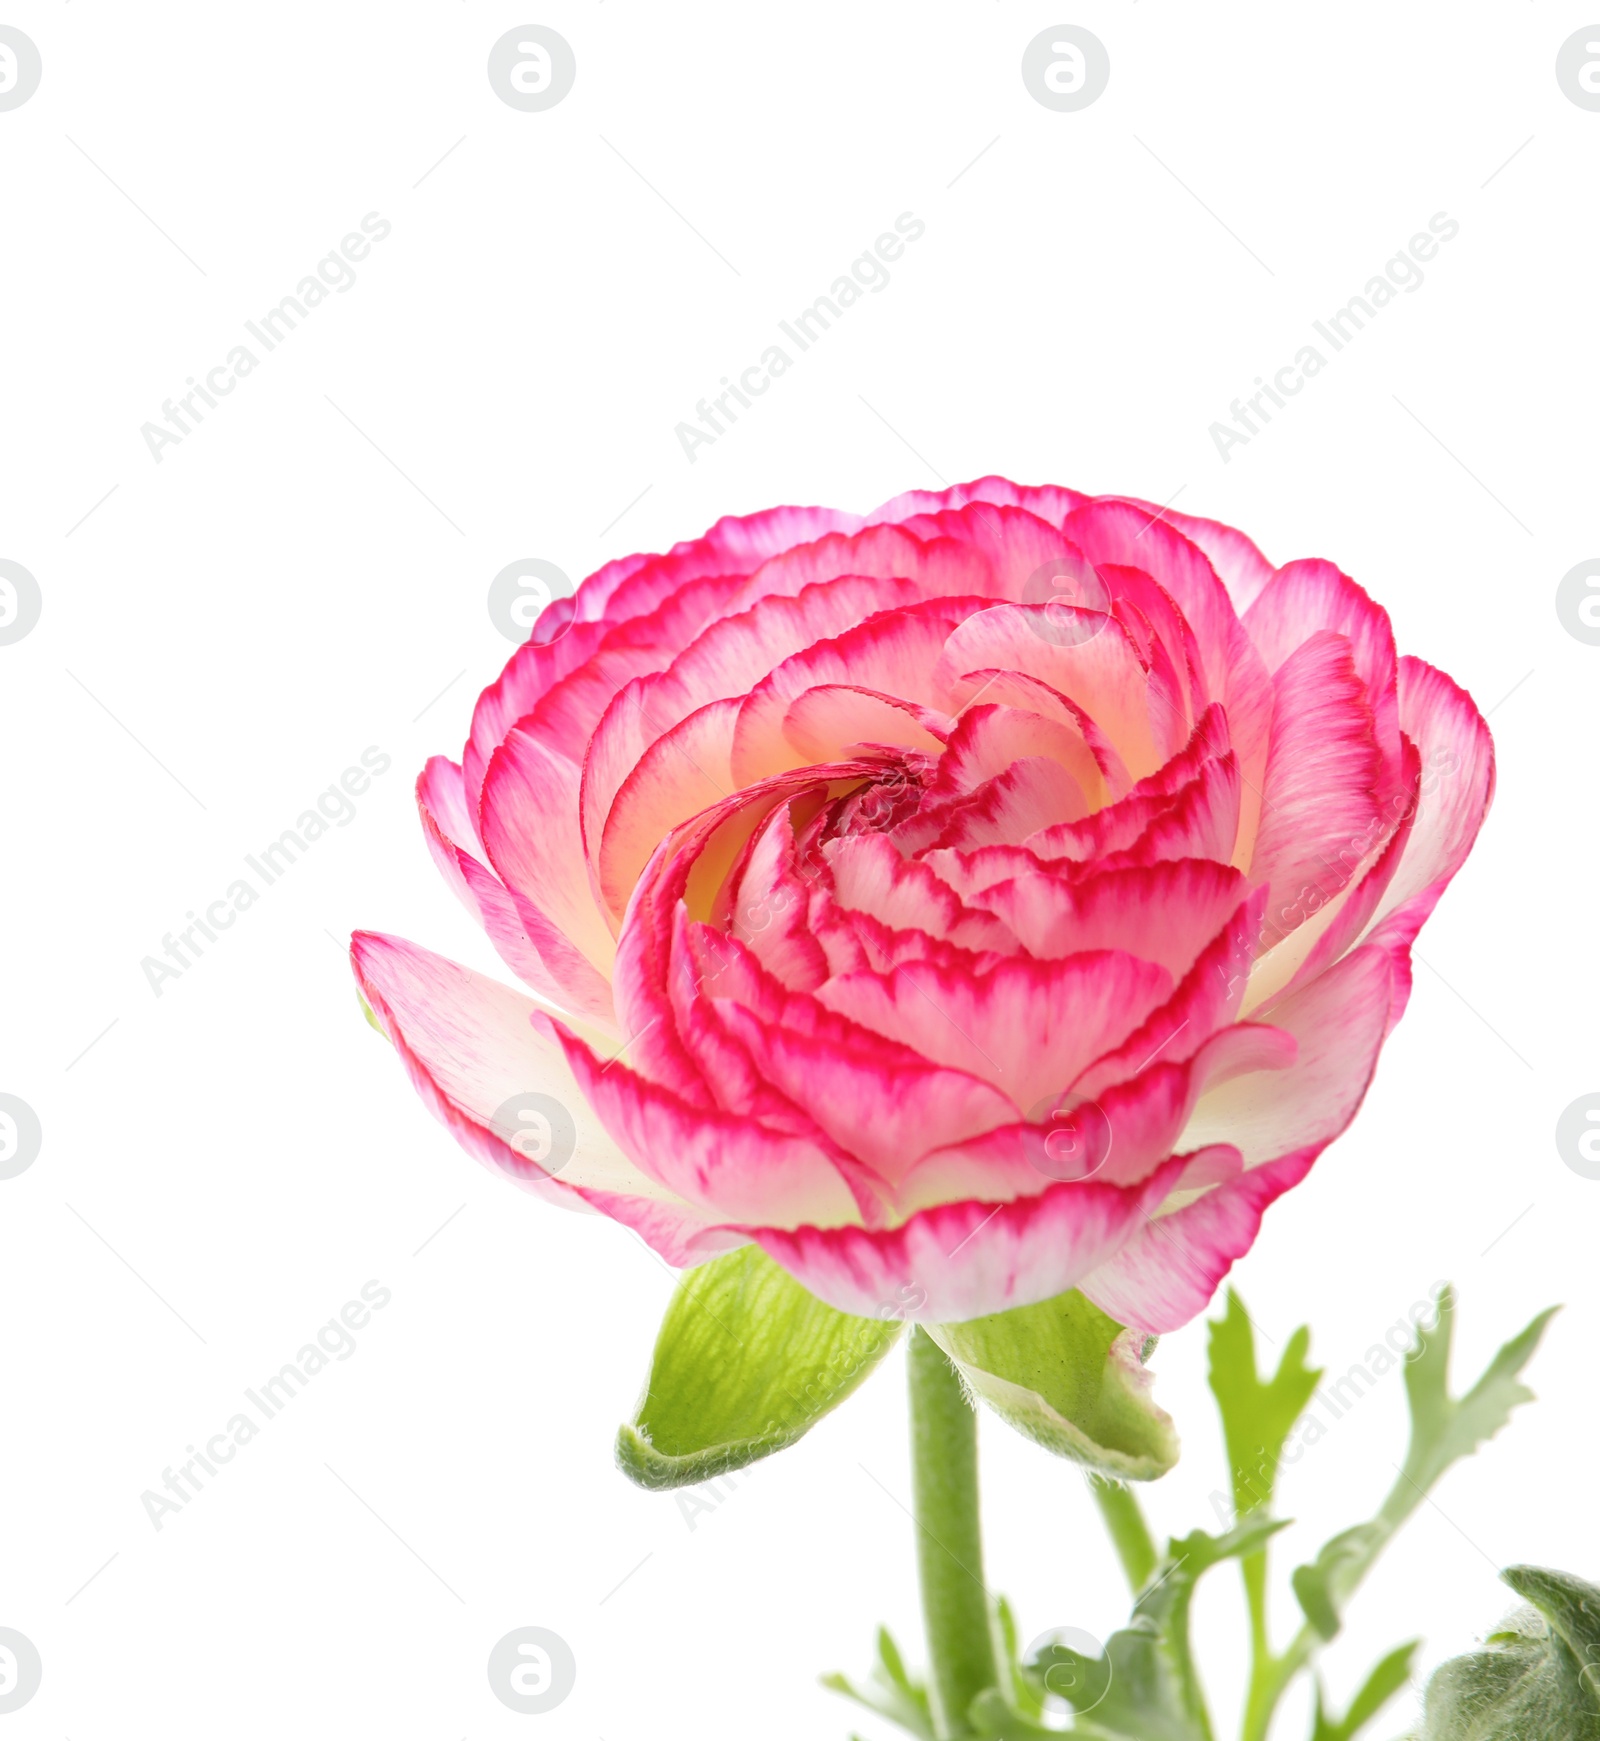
2 5 1597 1737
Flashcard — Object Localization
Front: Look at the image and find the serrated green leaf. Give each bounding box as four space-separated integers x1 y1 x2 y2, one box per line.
1207 1289 1321 1521
927 1289 1179 1481
616 1245 902 1490
1394 1292 1559 1501
823 1625 937 1741
1020 1516 1291 1741
1291 1288 1557 1642
1417 1566 1600 1740
1312 1640 1419 1741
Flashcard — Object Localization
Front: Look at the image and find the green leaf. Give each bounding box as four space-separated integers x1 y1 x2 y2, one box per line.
616 1245 902 1490
1393 1291 1558 1501
1207 1289 1321 1521
1292 1525 1385 1642
1311 1641 1419 1741
995 1595 1045 1720
968 1689 1079 1738
823 1626 937 1741
1291 1288 1557 1642
1417 1566 1600 1740
1020 1516 1291 1741
927 1289 1179 1481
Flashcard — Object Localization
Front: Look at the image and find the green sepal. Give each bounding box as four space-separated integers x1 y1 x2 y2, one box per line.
927 1289 1179 1481
1416 1566 1600 1740
616 1245 902 1490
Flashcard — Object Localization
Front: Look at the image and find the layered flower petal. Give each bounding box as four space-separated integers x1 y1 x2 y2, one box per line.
360 476 1493 1332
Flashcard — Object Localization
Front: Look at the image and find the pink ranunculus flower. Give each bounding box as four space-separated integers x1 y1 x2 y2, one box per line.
353 478 1492 1331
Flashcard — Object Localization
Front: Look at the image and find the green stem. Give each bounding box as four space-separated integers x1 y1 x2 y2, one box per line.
1240 1472 1427 1741
1088 1474 1158 1594
908 1327 999 1739
1239 1549 1273 1741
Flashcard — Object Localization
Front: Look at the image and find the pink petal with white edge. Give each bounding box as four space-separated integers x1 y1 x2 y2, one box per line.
971 858 1248 980
922 758 1092 852
480 725 617 975
1244 558 1397 701
781 685 948 764
931 704 1106 807
1247 631 1383 947
417 758 618 1028
463 618 611 833
894 1033 1283 1215
595 696 743 922
1075 890 1269 1096
884 501 1094 602
1063 501 1274 858
571 1191 746 1269
608 756 884 1054
1120 500 1277 614
715 1001 1017 1186
578 501 866 648
551 1022 865 1229
823 831 1015 952
938 670 1133 799
350 932 707 1228
1242 738 1420 1015
582 574 929 857
1245 558 1407 815
1360 656 1495 949
817 950 1174 1112
589 500 860 631
724 522 987 613
720 802 832 989
1063 502 1273 772
932 605 1170 779
1178 940 1400 1166
751 1155 1189 1322
1017 710 1241 873
810 903 1009 983
865 476 1092 533
1087 749 1244 873
1077 1147 1315 1333
730 597 991 785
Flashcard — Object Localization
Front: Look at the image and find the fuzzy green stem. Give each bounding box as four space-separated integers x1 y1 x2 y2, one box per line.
1239 1549 1274 1741
1088 1474 1159 1593
908 1327 999 1739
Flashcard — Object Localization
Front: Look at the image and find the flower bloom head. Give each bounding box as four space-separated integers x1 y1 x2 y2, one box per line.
353 479 1492 1331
